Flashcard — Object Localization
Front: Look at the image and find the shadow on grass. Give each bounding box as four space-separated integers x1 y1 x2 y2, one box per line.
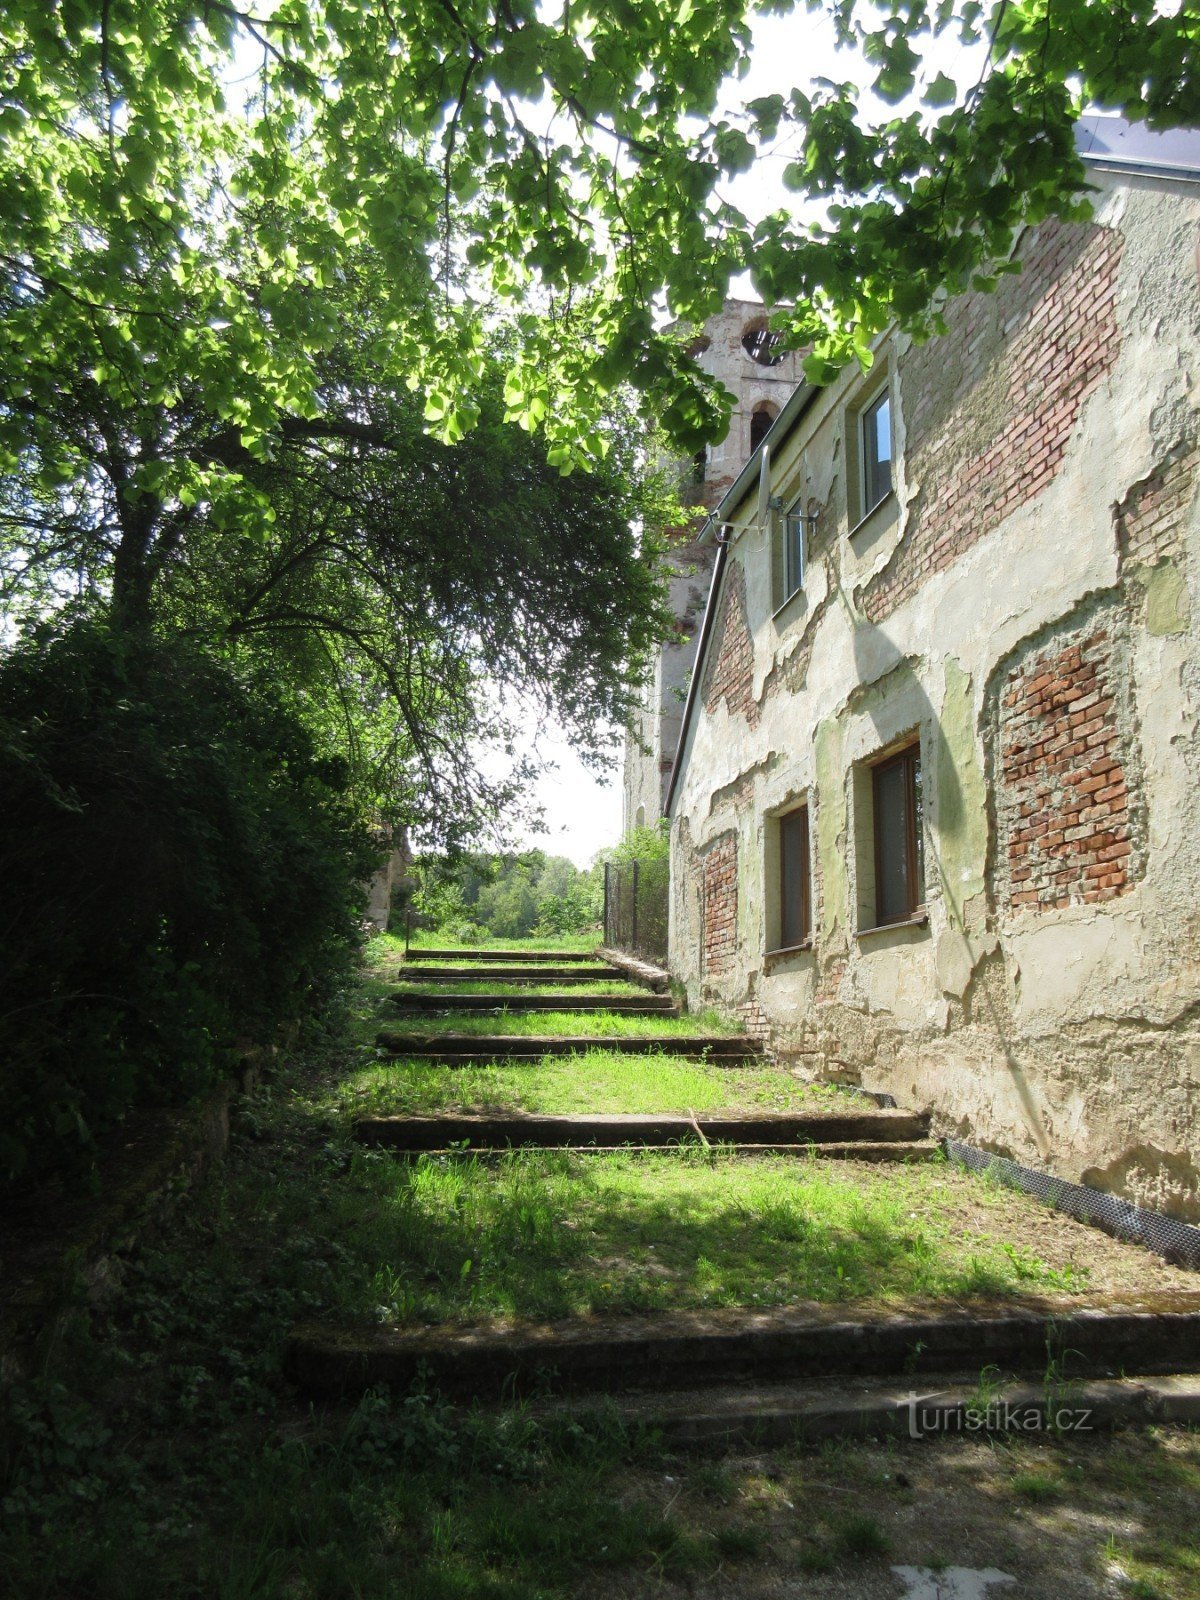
323 1149 1073 1326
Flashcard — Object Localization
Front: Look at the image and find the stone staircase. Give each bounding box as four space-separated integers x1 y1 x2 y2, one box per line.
286 943 1200 1443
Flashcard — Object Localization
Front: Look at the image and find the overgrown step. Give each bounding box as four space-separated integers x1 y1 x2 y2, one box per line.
404 948 601 963
375 1031 762 1062
285 1290 1200 1400
358 1139 938 1162
522 1372 1200 1449
387 992 681 1015
401 965 621 984
353 1108 929 1152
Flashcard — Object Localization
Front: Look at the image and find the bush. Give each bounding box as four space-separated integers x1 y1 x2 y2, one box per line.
0 623 376 1186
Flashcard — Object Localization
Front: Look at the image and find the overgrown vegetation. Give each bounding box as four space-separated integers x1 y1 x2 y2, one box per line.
0 624 375 1184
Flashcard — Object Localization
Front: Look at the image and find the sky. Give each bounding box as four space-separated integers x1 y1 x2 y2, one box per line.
506 6 983 867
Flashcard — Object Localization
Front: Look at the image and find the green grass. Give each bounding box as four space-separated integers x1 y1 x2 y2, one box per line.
377 1006 736 1039
343 1051 859 1118
390 978 649 997
316 1148 1091 1326
4 954 1197 1600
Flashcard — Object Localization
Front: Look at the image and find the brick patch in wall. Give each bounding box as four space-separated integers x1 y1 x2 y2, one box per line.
701 830 739 976
702 561 759 727
1115 443 1200 568
863 220 1125 623
740 998 771 1042
992 615 1140 914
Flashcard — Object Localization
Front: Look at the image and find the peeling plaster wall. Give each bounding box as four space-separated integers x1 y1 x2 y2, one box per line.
668 175 1200 1220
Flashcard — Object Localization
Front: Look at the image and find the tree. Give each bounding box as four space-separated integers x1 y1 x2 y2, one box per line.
4 0 1200 492
0 228 675 832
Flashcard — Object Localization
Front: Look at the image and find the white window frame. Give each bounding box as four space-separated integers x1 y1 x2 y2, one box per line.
782 496 806 601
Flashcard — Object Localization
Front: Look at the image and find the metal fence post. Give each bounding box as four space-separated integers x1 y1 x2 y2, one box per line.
631 858 639 955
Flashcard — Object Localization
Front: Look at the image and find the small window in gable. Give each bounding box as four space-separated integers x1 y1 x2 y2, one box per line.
862 388 893 514
783 498 806 601
691 447 706 485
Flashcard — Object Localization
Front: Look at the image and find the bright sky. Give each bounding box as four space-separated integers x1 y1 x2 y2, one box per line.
508 6 982 866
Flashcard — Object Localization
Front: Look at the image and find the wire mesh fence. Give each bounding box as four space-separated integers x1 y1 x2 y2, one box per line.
603 855 669 964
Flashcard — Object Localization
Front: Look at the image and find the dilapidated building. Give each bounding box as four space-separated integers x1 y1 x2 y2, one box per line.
622 301 805 831
665 119 1200 1220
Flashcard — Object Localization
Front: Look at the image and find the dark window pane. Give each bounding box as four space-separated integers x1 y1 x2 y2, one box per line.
780 806 810 946
874 757 911 923
785 510 805 595
863 392 893 511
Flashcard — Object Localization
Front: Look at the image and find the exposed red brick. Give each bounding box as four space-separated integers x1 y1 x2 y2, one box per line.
700 831 738 976
1115 445 1200 567
993 625 1136 915
863 220 1125 622
702 561 759 727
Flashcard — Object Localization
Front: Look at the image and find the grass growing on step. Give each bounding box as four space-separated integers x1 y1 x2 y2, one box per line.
344 1051 859 1118
377 1006 735 1039
390 977 650 998
323 1149 1093 1326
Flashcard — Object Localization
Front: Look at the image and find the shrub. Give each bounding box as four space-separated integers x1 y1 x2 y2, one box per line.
0 623 375 1186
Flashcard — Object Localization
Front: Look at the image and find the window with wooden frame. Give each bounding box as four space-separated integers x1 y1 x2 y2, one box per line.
776 803 812 950
871 743 924 926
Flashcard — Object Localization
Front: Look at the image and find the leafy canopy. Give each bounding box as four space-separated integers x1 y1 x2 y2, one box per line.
5 0 1200 482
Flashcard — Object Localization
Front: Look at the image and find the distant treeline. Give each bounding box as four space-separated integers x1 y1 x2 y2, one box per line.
412 849 603 941
411 825 669 942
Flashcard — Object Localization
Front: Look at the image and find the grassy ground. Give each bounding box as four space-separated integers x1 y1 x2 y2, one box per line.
343 1053 863 1118
4 1041 1198 1600
391 979 650 997
316 1147 1110 1325
379 1009 735 1039
4 941 1199 1599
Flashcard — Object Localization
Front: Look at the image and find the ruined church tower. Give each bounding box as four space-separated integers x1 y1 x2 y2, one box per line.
622 300 805 832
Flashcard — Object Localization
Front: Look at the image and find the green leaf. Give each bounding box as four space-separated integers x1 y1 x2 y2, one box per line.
924 71 957 108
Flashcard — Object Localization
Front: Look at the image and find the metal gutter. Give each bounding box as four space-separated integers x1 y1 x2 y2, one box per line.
1074 114 1200 183
664 380 819 817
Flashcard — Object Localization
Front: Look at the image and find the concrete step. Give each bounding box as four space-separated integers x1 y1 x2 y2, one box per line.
353 1108 929 1152
522 1371 1200 1449
375 1031 763 1062
405 948 600 963
401 965 620 984
285 1290 1200 1400
387 992 681 1015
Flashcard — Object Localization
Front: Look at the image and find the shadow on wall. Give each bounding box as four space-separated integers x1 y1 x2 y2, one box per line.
833 568 1053 1159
